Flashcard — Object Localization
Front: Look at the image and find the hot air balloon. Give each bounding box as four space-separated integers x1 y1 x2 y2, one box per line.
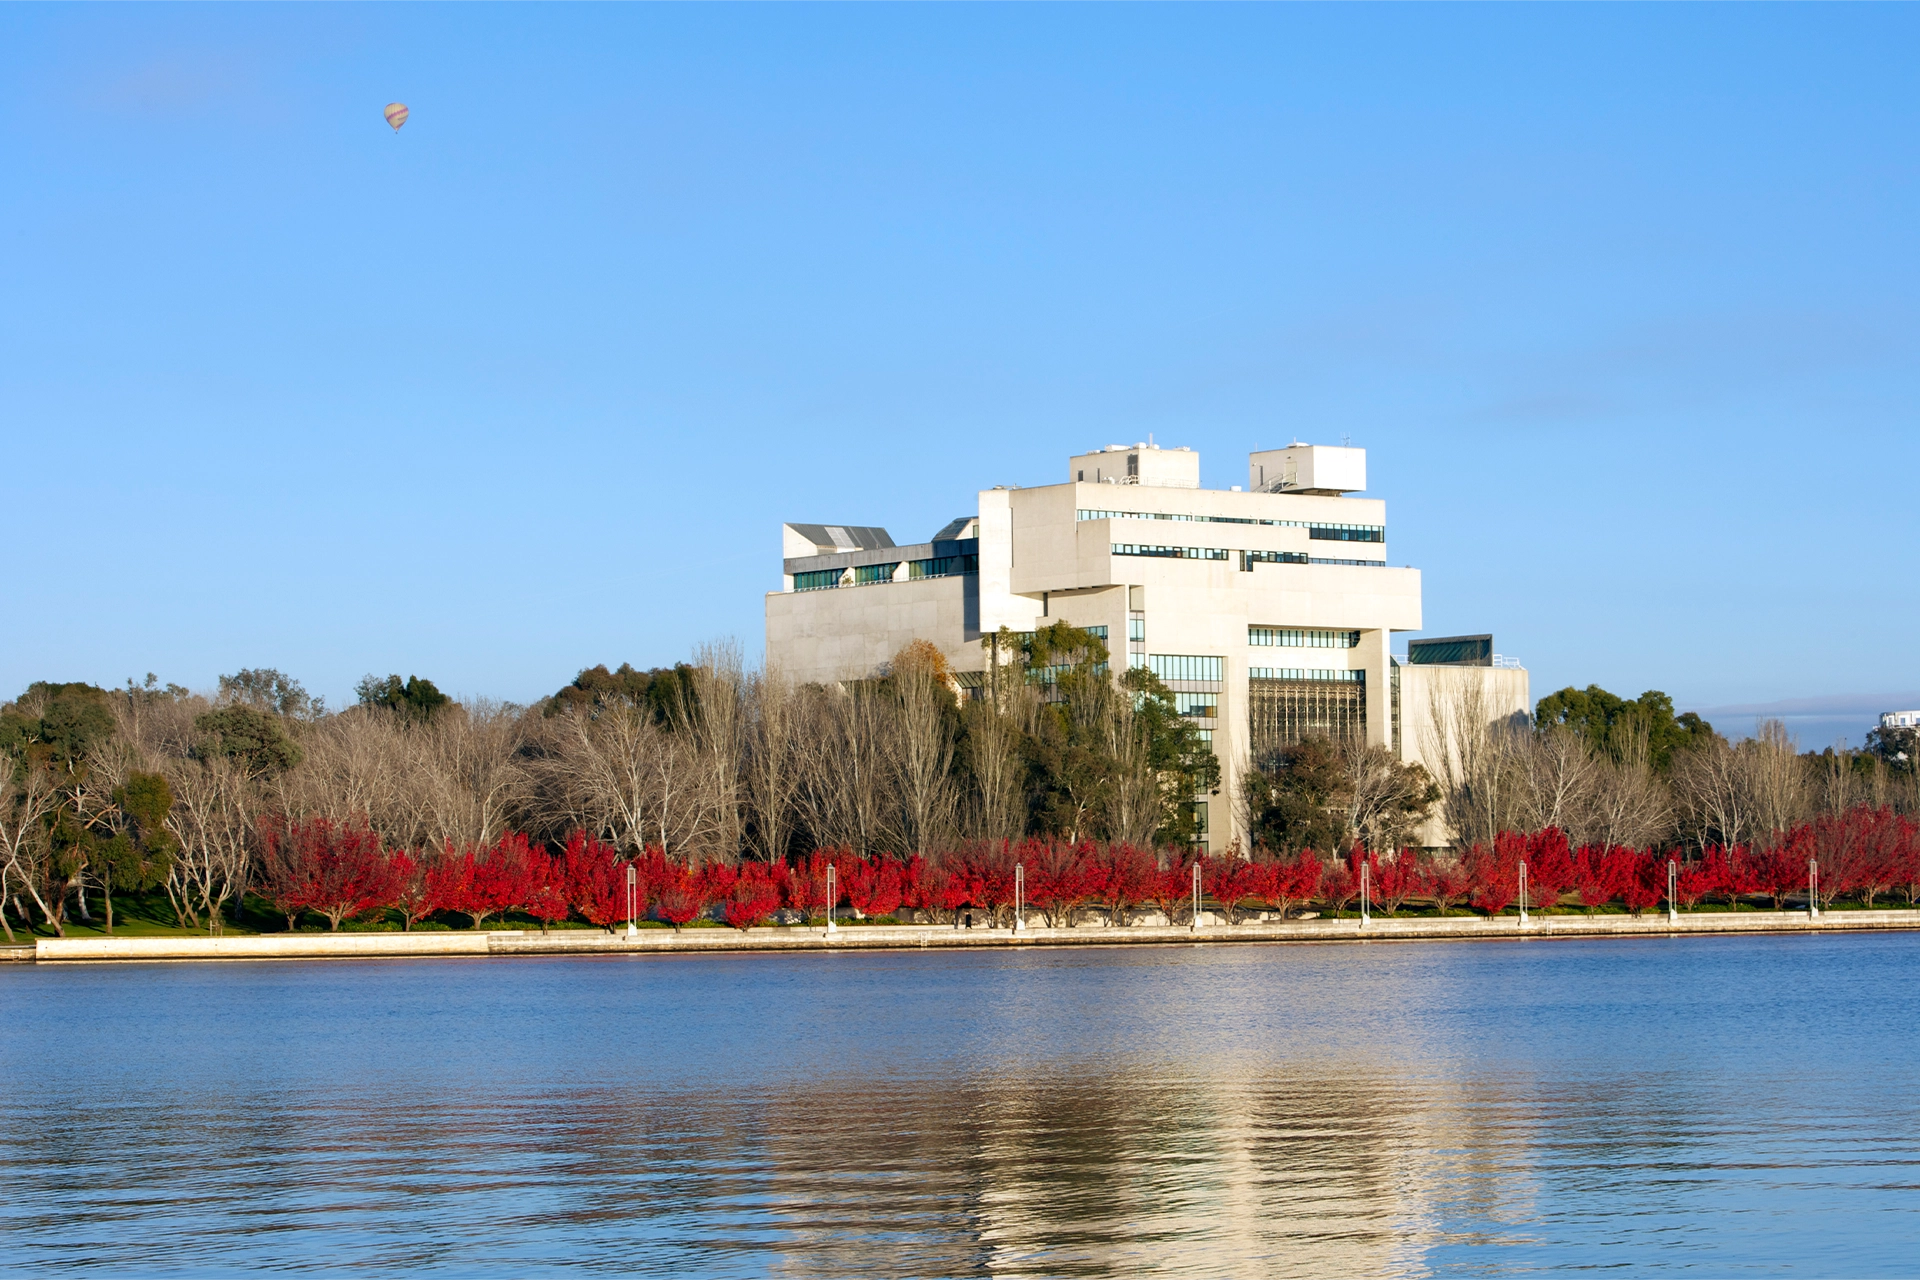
384 103 409 132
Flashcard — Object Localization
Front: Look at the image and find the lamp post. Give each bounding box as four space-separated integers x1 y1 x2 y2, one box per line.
1809 857 1820 921
1359 860 1370 929
1667 858 1678 926
1014 863 1026 932
1191 861 1203 931
826 863 837 934
625 863 638 939
1518 861 1528 928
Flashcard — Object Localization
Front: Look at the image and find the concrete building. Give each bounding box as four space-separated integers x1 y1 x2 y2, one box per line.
766 442 1526 851
1882 711 1920 731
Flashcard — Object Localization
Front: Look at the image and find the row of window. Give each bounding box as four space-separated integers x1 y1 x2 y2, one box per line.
1242 550 1310 567
1111 544 1232 560
1174 692 1219 719
1249 668 1364 683
1248 628 1361 649
1310 557 1386 567
792 554 980 591
1078 509 1384 538
1149 654 1224 683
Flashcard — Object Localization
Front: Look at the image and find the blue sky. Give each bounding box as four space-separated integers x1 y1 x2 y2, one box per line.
2 5 1914 746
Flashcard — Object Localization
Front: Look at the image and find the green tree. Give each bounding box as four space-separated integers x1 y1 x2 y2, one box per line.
193 705 303 778
1009 623 1216 845
1244 735 1353 855
97 771 177 934
356 673 452 723
1866 724 1918 780
217 668 323 720
1534 685 1713 771
545 662 697 728
1 683 118 934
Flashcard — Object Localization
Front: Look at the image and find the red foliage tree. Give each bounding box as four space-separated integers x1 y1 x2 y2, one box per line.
258 816 397 931
1463 840 1517 916
434 833 538 930
1142 850 1199 925
1372 848 1427 916
1701 844 1758 908
1091 842 1157 927
1572 845 1620 912
1202 854 1262 924
1523 828 1578 906
650 852 709 926
563 831 629 929
1319 858 1357 915
387 847 441 931
1425 857 1471 914
1751 828 1812 908
721 861 782 930
524 850 571 933
1617 849 1663 915
1674 854 1716 909
898 853 932 919
1027 840 1095 927
1253 849 1323 920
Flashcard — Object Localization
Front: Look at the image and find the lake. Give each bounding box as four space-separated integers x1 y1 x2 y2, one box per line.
3 933 1916 1276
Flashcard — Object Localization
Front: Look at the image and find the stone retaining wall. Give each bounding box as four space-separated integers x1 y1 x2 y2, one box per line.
24 908 1920 964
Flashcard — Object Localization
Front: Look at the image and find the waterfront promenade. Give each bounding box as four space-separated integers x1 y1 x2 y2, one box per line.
13 906 1918 963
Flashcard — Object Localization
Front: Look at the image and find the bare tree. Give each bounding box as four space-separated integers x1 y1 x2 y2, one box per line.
1340 740 1439 852
1743 719 1809 841
1580 725 1674 850
162 754 259 933
742 668 804 862
890 647 959 853
0 748 60 940
1513 724 1599 834
959 696 1027 842
410 700 528 848
1422 678 1525 847
681 643 747 864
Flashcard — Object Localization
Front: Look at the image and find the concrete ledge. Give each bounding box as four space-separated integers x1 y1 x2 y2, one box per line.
36 932 492 962
23 910 1919 964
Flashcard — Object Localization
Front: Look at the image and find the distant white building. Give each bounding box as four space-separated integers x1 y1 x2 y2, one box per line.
765 442 1526 851
1883 710 1920 730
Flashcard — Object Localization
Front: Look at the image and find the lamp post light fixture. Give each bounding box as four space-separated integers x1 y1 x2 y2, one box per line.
625 863 638 939
1667 859 1678 926
1014 863 1026 932
826 863 837 934
1518 861 1528 928
1809 858 1820 920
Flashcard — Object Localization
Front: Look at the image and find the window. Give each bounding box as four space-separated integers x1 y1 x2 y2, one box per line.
1128 617 1145 643
854 563 898 585
1249 668 1362 681
1248 676 1367 749
909 554 979 580
1309 557 1387 567
1112 544 1230 560
1078 509 1384 539
1248 628 1360 649
1149 654 1223 683
1175 692 1218 719
1129 652 1148 669
793 569 844 591
1241 550 1310 568
1190 801 1208 834
1192 729 1213 745
1408 635 1494 666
